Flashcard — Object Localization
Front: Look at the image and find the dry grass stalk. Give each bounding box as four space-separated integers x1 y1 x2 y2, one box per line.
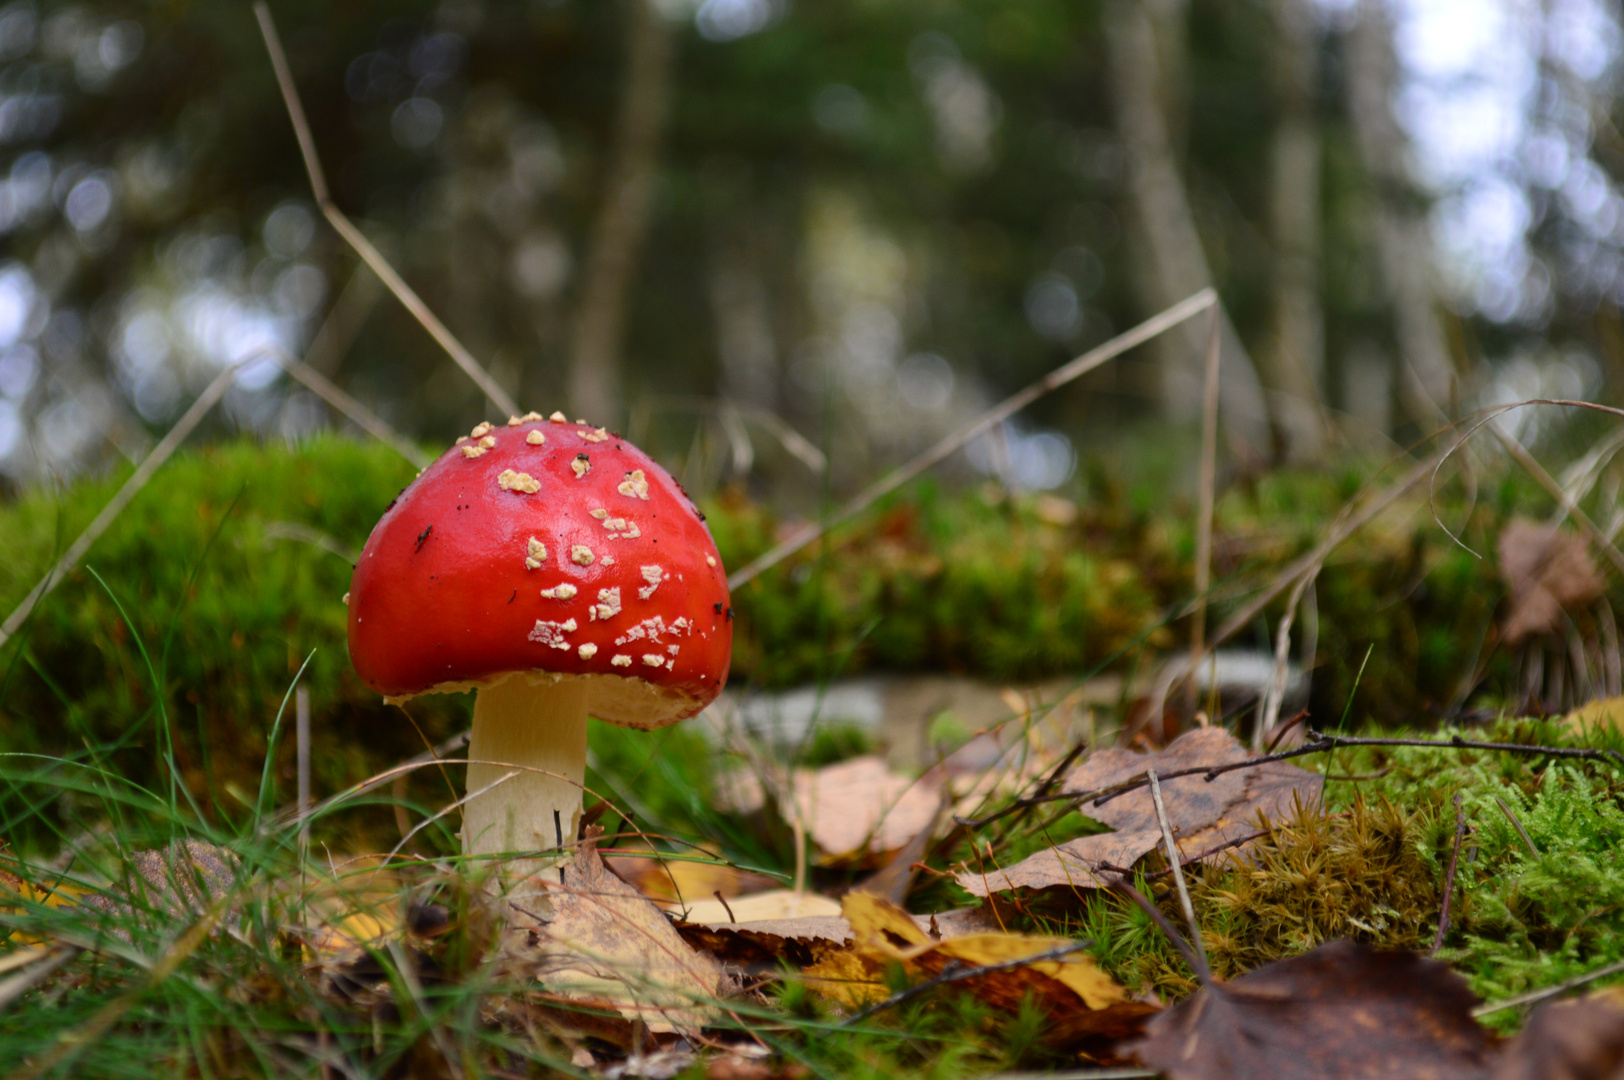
253 3 520 419
728 288 1219 589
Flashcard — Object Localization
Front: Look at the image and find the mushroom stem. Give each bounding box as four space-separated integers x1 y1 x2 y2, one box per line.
464 673 588 884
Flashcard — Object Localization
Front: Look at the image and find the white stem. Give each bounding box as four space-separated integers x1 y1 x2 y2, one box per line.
464 674 589 883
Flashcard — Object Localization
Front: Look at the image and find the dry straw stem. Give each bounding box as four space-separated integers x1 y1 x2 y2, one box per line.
1146 768 1211 982
253 3 521 419
1472 954 1624 1018
728 287 1219 589
1487 418 1624 580
271 346 430 469
1428 397 1624 559
0 358 247 647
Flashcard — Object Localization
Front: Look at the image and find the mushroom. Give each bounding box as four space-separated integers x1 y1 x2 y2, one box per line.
346 415 732 883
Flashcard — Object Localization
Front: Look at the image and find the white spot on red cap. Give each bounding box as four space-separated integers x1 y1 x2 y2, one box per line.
642 653 665 668
527 430 545 445
583 427 609 443
540 583 578 600
470 422 493 439
571 545 594 566
571 455 591 479
601 554 616 565
549 411 567 422
591 587 622 621
706 555 716 567
638 565 664 599
499 470 541 494
529 618 577 649
590 509 609 519
525 537 548 569
578 643 598 659
611 654 632 667
617 470 650 500
461 445 487 459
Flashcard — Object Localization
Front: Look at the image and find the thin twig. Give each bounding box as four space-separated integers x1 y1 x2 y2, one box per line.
1492 795 1540 858
1432 792 1468 953
1146 769 1209 981
271 347 430 468
1256 568 1319 751
841 941 1086 1026
728 288 1218 588
955 728 1621 831
0 358 247 647
253 3 520 418
1472 955 1624 1017
1210 446 1450 651
1111 879 1209 983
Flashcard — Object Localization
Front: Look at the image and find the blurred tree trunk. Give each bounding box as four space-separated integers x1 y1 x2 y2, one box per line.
566 0 674 427
1104 0 1270 454
1348 0 1456 431
1263 0 1330 461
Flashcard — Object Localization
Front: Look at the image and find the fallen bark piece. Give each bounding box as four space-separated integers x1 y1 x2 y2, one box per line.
506 828 730 1033
1491 995 1624 1080
1130 939 1493 1080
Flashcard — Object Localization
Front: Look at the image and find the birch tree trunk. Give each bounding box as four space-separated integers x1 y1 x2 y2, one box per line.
1105 0 1270 453
1348 0 1456 431
565 0 675 427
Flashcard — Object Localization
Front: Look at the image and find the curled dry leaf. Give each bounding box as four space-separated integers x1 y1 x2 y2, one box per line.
1498 518 1604 645
720 755 941 864
803 893 1154 1045
505 827 730 1034
675 904 1000 971
1130 939 1493 1080
959 727 1321 897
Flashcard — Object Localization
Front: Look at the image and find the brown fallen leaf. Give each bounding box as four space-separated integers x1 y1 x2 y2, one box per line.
602 845 778 910
504 827 731 1034
959 727 1321 896
1130 939 1493 1080
678 888 843 924
1499 518 1605 645
1491 995 1624 1080
804 893 1154 1045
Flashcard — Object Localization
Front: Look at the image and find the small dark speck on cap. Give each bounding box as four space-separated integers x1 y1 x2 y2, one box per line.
509 590 517 603
725 606 733 621
713 602 723 615
415 525 433 552
576 452 589 460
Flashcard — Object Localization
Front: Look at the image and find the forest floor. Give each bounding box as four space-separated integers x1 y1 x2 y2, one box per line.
2 440 1624 1078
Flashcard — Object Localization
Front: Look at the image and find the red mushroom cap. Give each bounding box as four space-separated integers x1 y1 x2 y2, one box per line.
346 414 732 729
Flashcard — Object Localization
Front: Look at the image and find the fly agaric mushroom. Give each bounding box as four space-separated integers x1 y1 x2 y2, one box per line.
346 414 731 882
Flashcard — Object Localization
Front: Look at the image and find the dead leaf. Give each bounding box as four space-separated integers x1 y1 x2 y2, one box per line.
1491 995 1624 1080
957 829 1162 897
679 889 842 924
506 828 731 1034
675 905 1001 971
804 893 1154 1044
1130 939 1493 1080
959 728 1321 896
602 846 778 910
1499 518 1604 645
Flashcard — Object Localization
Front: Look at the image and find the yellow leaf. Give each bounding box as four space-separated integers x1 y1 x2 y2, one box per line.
801 948 888 1009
